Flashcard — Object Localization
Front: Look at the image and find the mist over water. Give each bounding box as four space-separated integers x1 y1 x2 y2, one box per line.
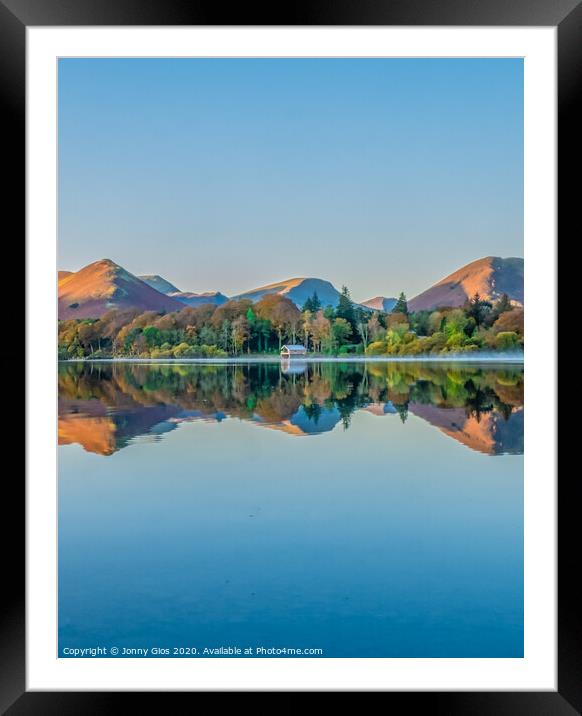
59 360 523 657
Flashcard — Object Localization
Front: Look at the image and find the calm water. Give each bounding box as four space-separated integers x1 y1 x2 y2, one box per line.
58 360 523 658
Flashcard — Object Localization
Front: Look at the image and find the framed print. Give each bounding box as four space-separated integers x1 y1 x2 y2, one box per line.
4 0 574 709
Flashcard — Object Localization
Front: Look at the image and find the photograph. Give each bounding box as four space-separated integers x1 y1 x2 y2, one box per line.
56 57 525 660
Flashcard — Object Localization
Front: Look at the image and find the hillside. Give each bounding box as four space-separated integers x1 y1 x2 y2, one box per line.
409 257 524 312
138 274 181 294
169 291 229 307
138 274 229 306
233 277 341 308
58 259 182 319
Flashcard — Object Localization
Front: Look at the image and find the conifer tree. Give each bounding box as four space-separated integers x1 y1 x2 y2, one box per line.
393 292 408 315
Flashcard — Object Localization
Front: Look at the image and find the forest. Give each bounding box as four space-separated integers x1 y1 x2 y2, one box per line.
58 286 524 360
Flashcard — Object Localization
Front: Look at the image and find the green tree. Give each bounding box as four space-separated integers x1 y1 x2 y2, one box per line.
392 292 408 315
198 325 217 347
336 285 356 331
463 292 493 328
302 291 321 313
143 325 162 347
495 331 521 351
409 310 431 336
332 317 352 350
255 318 272 352
218 319 231 351
443 309 472 347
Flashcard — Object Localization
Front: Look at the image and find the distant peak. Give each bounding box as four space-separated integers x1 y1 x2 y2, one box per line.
138 274 181 294
82 258 123 273
94 258 117 267
88 259 134 278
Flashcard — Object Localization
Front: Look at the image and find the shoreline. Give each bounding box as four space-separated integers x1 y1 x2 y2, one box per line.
60 353 524 365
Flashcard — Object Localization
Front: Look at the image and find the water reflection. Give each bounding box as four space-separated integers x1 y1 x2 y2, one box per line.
58 361 523 456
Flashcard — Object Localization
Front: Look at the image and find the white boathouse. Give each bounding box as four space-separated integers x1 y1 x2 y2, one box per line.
280 344 307 358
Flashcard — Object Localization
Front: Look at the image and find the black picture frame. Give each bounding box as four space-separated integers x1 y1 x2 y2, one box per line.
4 0 572 710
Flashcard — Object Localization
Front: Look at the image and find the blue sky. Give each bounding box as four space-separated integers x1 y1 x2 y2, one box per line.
58 58 523 301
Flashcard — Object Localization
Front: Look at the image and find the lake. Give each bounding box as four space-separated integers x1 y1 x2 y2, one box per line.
58 360 523 658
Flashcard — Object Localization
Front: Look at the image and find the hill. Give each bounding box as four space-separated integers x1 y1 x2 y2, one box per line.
408 257 524 312
138 274 181 294
139 274 229 306
233 277 341 308
169 291 229 307
58 259 182 319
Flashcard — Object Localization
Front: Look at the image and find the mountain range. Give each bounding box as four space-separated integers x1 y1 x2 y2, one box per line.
138 275 229 307
58 255 524 320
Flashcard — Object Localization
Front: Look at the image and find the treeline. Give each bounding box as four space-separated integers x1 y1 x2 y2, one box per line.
58 286 523 359
367 292 524 356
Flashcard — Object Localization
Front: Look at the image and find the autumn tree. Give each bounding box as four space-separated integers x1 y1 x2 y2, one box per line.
492 307 524 336
388 311 408 329
231 315 250 354
255 294 300 351
211 299 252 329
76 320 100 354
484 293 513 327
367 313 383 341
309 310 331 353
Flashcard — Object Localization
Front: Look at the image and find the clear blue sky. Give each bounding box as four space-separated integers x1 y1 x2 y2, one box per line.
58 58 523 301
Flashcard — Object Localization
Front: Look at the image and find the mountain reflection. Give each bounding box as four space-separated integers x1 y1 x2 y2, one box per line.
58 361 524 456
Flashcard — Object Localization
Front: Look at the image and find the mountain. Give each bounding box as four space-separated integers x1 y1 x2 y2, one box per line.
138 274 181 294
139 274 229 307
168 291 229 307
58 270 73 282
233 277 342 308
408 256 524 312
58 259 183 319
360 296 398 312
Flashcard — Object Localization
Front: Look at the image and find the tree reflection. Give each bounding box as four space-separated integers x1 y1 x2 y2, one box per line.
58 361 524 455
